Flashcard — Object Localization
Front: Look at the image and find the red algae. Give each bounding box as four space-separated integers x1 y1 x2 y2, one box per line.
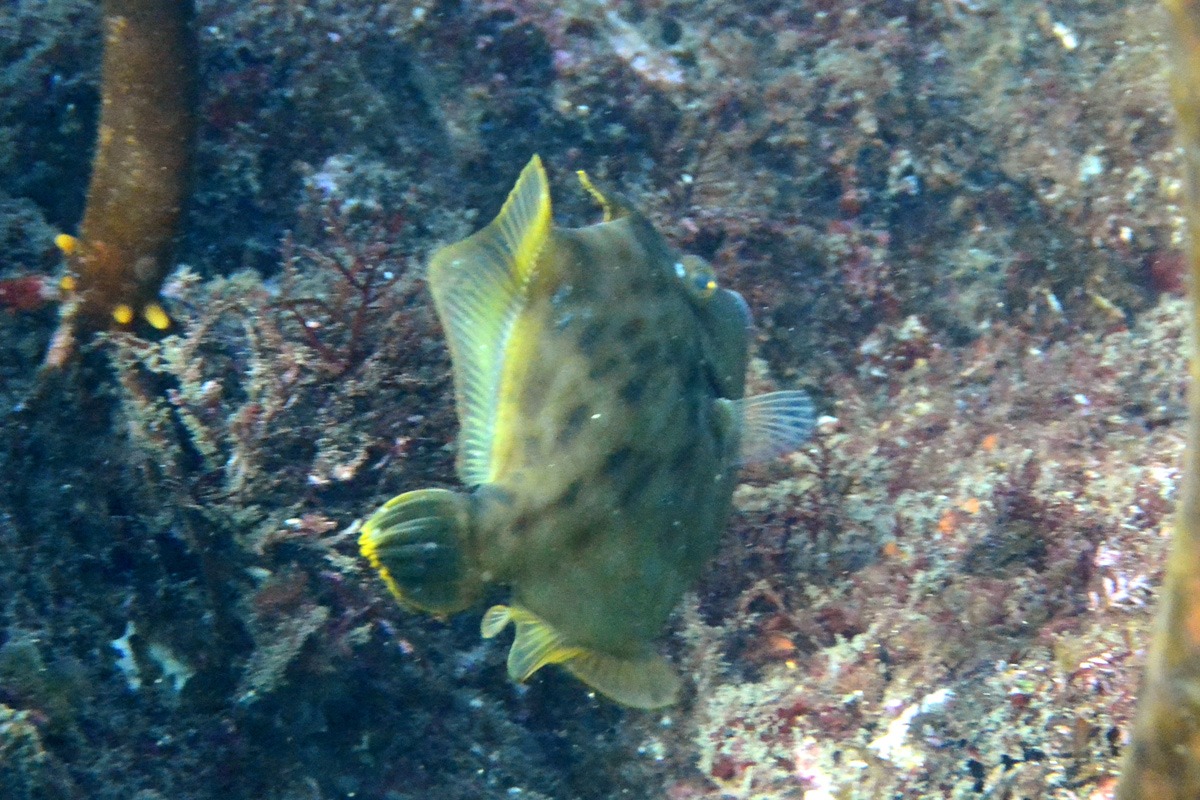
0 275 53 313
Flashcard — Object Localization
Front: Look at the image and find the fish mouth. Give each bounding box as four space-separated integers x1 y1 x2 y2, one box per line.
724 287 753 332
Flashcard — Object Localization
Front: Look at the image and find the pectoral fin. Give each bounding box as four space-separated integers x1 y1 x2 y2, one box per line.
736 390 816 464
481 604 680 708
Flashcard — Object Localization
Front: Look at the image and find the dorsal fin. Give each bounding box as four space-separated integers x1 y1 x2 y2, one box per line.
428 155 553 486
576 169 634 222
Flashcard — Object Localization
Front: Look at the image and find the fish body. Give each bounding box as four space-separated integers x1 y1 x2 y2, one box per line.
361 156 813 707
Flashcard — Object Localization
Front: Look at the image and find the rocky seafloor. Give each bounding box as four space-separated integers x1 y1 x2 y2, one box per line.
0 0 1183 798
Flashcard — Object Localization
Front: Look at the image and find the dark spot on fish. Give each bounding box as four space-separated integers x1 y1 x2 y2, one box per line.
620 376 647 405
618 318 646 341
578 320 607 354
688 392 704 425
558 403 590 447
666 337 689 368
588 355 620 381
631 341 660 365
618 456 659 510
521 376 548 414
555 479 582 509
603 446 634 476
669 439 698 475
560 519 597 554
683 359 704 396
512 511 534 537
522 431 543 459
627 276 650 296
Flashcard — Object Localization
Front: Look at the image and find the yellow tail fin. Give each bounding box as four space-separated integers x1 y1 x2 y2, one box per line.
360 488 481 614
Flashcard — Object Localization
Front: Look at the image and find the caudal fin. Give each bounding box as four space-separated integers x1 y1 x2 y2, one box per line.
359 488 481 614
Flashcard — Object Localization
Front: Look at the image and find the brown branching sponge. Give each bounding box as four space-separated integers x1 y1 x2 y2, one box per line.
48 0 197 366
1116 2 1200 798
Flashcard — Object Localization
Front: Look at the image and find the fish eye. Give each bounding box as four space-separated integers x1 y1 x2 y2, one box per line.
675 255 717 301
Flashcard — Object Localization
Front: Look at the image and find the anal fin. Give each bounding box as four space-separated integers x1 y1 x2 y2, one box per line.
481 604 584 682
481 604 680 708
360 488 481 614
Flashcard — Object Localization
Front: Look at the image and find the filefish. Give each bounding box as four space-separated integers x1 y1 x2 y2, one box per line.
360 155 814 708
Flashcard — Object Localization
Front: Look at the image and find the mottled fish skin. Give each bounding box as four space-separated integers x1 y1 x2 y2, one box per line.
361 156 813 707
472 204 750 656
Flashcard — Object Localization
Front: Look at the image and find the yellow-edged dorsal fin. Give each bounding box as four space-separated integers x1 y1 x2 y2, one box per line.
576 170 615 222
575 170 637 222
429 155 552 486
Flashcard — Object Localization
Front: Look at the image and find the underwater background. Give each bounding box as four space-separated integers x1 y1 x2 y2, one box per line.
0 0 1183 798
